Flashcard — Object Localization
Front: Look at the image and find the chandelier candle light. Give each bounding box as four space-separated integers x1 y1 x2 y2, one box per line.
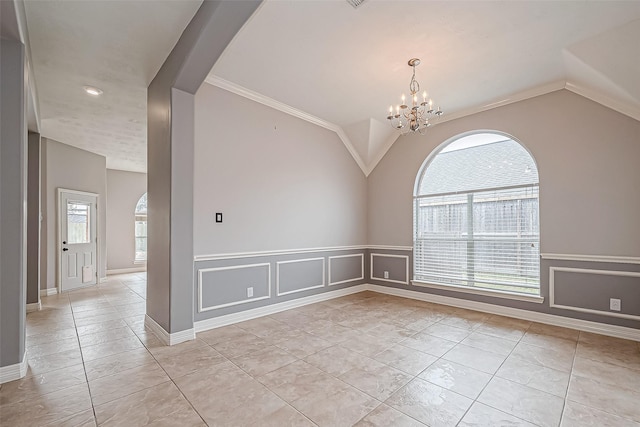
387 58 442 134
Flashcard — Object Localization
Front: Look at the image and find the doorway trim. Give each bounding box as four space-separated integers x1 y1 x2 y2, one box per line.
57 188 100 292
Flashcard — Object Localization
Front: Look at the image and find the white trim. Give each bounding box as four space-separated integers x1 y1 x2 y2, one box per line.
370 253 410 285
26 301 41 312
549 267 640 321
99 277 107 283
205 76 369 175
195 284 368 333
367 284 640 342
435 81 566 127
541 253 640 265
276 257 325 296
144 314 195 346
412 280 544 303
197 263 271 313
201 78 640 178
328 253 364 286
40 287 58 297
0 351 28 384
107 267 147 275
195 245 367 262
565 81 640 122
193 282 640 342
367 245 413 251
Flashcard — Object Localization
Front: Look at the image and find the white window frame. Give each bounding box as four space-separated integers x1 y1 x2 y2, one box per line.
134 193 147 263
412 131 543 302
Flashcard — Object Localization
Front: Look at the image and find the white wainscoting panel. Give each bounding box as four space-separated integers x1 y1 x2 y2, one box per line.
370 253 410 285
198 263 271 313
276 257 325 296
328 253 364 286
549 266 640 321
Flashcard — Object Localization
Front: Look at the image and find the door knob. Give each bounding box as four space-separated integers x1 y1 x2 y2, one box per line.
62 248 69 251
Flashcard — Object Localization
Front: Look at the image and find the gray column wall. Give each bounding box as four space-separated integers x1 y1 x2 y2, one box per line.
147 0 262 334
27 132 41 304
0 39 28 368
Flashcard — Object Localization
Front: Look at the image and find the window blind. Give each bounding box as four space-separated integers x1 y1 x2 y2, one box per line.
414 136 540 295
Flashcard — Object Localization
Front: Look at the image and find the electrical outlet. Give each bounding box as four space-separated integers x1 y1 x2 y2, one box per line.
384 271 389 279
610 298 621 311
247 287 254 298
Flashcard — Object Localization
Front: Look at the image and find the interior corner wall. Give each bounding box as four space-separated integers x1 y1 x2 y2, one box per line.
41 138 107 289
368 89 640 255
106 169 147 271
367 89 640 328
193 83 368 256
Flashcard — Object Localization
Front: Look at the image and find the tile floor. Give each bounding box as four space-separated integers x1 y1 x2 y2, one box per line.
1 273 640 426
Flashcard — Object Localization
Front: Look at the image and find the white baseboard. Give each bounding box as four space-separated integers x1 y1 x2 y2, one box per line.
40 288 58 297
367 284 640 342
194 284 368 333
107 267 146 275
26 301 41 312
99 277 108 283
144 314 195 346
0 352 28 384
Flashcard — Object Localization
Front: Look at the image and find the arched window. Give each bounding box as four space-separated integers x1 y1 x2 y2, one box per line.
134 193 147 262
414 132 540 296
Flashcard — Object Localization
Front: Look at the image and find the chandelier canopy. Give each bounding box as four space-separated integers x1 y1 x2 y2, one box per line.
386 58 442 134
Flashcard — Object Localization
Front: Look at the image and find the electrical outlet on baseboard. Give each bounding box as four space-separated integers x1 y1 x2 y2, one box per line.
247 287 254 298
610 298 621 311
384 271 389 279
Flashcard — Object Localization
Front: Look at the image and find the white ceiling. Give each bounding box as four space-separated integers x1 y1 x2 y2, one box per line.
24 0 202 172
24 1 640 174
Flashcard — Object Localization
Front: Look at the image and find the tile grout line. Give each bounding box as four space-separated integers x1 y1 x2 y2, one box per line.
559 330 581 426
68 288 101 426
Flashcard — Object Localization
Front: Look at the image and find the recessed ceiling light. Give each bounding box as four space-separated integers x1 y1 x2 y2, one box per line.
83 86 103 96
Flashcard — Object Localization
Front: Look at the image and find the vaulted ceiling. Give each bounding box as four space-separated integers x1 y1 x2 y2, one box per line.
23 1 640 174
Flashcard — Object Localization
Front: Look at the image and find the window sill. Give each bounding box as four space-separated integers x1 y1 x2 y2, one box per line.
411 280 544 304
134 260 147 265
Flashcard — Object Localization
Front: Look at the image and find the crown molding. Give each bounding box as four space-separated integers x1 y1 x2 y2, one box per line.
203 76 639 178
564 81 640 122
435 80 567 126
204 75 369 175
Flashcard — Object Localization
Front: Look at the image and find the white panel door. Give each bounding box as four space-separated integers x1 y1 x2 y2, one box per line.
59 190 98 291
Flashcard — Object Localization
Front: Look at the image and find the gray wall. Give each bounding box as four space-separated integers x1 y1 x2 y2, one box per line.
106 169 147 271
27 132 41 304
41 138 107 289
193 84 368 256
369 89 640 256
0 39 28 368
367 89 640 328
191 83 368 322
147 0 262 334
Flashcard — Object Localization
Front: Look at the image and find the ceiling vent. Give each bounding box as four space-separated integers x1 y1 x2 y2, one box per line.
346 0 366 9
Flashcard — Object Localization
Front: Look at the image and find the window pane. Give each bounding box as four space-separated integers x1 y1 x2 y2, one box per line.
67 202 91 244
135 237 147 261
414 134 540 295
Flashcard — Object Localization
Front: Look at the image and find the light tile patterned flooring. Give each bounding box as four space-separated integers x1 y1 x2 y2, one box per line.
2 273 640 426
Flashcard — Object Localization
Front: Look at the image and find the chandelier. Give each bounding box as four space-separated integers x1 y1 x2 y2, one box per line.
386 58 442 134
